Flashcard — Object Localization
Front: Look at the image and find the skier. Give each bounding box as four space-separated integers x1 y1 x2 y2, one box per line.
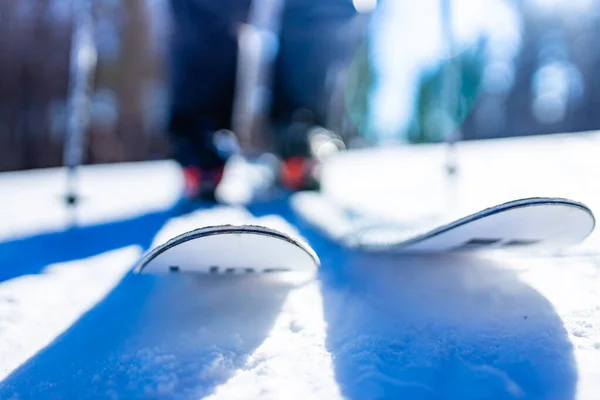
167 0 368 200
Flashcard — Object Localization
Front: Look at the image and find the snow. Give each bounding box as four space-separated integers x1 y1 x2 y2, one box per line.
1 132 600 398
0 161 182 242
0 247 140 380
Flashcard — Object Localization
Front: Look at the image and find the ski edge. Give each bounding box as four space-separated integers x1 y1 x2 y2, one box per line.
349 197 596 252
133 224 320 274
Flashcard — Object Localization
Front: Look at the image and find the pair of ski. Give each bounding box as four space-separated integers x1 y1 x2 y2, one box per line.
135 196 595 274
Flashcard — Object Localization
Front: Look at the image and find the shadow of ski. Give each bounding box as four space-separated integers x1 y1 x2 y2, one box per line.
0 195 578 399
0 207 183 284
0 197 226 284
250 195 578 399
0 199 300 398
320 251 577 399
0 272 294 398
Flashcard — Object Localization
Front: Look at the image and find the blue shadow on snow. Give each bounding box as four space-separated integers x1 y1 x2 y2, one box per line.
0 196 578 399
0 200 294 399
0 209 177 283
249 196 578 400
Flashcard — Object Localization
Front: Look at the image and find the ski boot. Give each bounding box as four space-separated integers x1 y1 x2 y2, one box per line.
172 134 233 202
278 123 346 191
181 164 225 201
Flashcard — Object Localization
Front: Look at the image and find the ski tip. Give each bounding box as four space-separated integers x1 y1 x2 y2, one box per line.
134 224 319 275
490 197 595 230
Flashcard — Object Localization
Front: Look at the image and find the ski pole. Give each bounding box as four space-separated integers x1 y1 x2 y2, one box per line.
440 0 461 177
231 0 285 153
64 0 96 209
440 0 460 213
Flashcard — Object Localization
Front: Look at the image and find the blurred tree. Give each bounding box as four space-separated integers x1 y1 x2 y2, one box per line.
1 0 600 171
0 0 70 170
345 43 376 142
408 46 484 143
116 0 151 162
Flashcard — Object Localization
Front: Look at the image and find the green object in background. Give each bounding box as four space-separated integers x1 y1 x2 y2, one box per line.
343 39 484 146
344 43 376 143
407 45 484 144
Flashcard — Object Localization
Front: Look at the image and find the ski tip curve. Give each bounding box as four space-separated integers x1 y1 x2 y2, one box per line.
134 224 319 275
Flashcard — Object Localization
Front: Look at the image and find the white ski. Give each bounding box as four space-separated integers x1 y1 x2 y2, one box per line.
292 194 595 253
135 224 319 274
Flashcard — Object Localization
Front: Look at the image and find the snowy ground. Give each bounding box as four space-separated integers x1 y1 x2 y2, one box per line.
1 132 600 399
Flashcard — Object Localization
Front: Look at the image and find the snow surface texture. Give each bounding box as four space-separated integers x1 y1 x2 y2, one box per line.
1 132 600 399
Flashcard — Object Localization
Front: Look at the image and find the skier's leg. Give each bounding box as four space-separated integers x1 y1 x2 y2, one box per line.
272 0 368 189
167 0 251 198
273 1 364 128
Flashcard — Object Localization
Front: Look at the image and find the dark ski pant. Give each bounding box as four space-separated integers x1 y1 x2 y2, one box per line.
167 0 365 167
